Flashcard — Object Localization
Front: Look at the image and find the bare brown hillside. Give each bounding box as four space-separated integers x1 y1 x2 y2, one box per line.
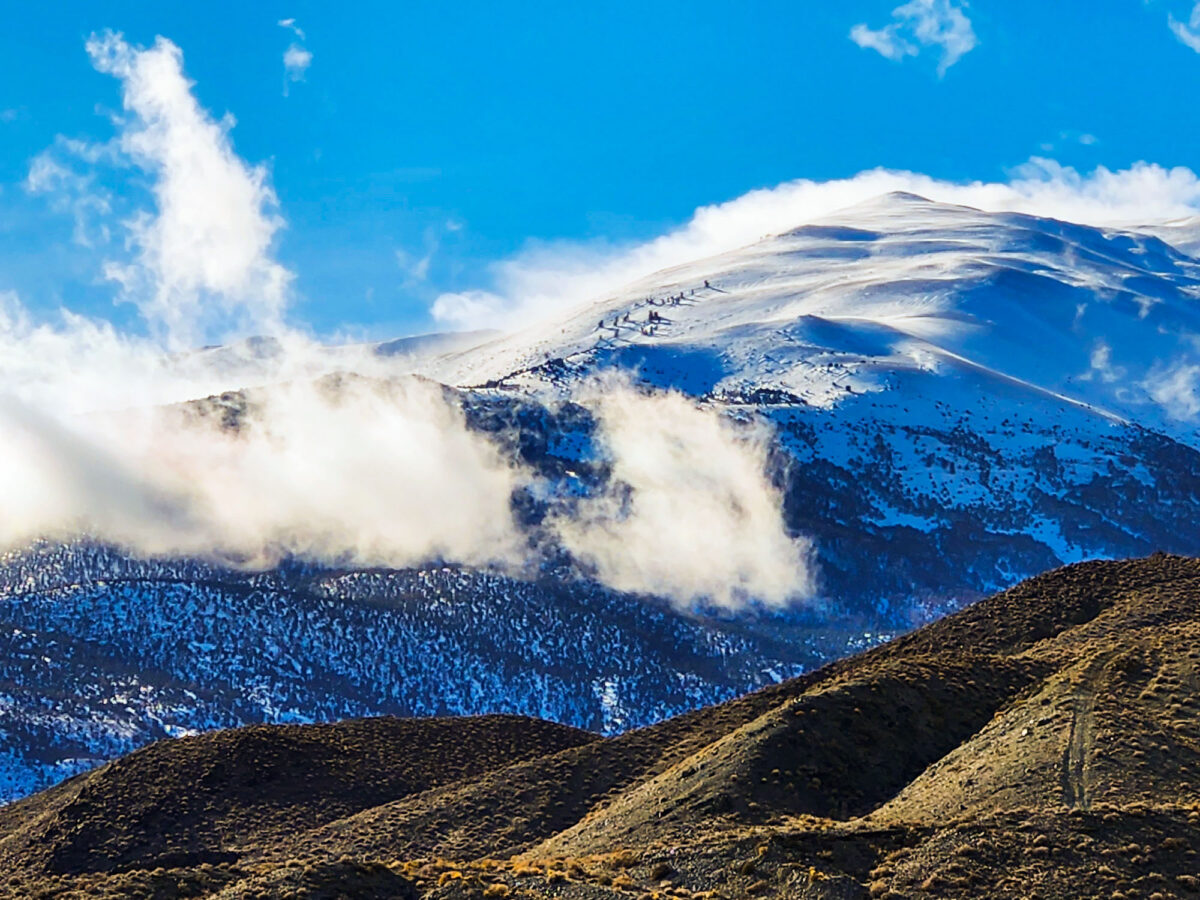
4 554 1200 898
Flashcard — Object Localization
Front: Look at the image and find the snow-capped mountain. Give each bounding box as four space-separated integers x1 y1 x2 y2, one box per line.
403 192 1200 609
3 192 1200 802
419 192 1200 438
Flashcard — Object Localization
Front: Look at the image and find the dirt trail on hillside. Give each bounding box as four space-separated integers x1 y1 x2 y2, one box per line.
1061 653 1111 809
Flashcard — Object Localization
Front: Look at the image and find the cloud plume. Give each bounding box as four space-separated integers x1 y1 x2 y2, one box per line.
556 378 815 612
1143 361 1200 421
84 31 291 346
4 35 545 585
1170 3 1200 53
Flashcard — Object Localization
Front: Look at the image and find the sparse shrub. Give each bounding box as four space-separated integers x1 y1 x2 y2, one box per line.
609 849 639 868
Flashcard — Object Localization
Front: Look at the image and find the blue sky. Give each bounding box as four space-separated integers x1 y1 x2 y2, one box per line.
6 0 1200 341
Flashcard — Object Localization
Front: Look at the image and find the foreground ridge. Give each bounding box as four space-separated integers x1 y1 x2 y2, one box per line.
4 554 1200 898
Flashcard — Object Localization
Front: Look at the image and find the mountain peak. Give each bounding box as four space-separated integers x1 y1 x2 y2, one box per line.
878 189 935 204
818 189 985 222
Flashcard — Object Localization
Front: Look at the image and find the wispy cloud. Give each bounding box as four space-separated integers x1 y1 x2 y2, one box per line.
850 0 977 76
849 23 918 63
1038 130 1101 153
1169 3 1200 52
279 18 312 93
278 17 305 40
25 138 114 246
1080 340 1127 384
283 44 312 83
1143 361 1200 420
397 247 434 283
396 219 463 287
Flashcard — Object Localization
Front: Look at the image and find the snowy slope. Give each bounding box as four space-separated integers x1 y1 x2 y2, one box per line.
0 541 846 803
416 193 1200 444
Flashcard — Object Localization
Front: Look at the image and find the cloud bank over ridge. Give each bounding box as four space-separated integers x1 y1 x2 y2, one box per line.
13 31 1200 612
431 158 1200 332
3 33 819 612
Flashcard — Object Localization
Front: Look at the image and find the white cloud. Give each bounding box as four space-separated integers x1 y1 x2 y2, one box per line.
283 43 312 83
850 0 977 76
278 18 312 92
1041 130 1101 153
1081 340 1126 384
849 23 917 62
556 377 815 611
398 248 434 282
1170 3 1200 52
432 159 1200 331
26 151 113 246
0 281 530 571
0 360 528 570
0 276 821 610
1143 361 1200 420
278 17 306 40
0 292 818 609
431 289 507 324
25 154 70 194
26 136 120 247
84 31 291 346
